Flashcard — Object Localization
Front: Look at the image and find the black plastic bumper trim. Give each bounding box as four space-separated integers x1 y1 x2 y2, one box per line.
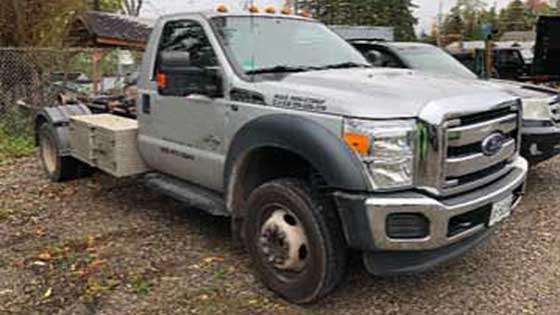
521 126 560 165
362 229 491 276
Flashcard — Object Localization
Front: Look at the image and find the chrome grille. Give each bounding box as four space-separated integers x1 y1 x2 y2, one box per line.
442 106 520 195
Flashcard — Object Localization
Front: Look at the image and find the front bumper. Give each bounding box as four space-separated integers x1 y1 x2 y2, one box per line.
521 124 560 165
334 157 528 275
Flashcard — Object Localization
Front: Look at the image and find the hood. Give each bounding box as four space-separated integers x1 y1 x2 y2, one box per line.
251 68 518 119
487 79 559 100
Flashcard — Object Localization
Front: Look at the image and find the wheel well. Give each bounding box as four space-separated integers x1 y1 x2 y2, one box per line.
35 115 48 145
228 147 328 219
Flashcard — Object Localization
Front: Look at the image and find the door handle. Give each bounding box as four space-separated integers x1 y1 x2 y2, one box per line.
142 94 151 114
186 94 213 102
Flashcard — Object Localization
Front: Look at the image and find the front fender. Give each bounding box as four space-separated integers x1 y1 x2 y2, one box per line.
224 114 370 193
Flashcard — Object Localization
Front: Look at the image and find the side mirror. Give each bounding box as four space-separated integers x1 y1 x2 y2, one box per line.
366 50 383 66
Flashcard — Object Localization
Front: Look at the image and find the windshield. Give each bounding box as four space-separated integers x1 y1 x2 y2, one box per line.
397 46 478 80
211 16 369 75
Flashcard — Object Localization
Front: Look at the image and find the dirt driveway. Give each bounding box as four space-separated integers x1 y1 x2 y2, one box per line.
1 156 559 315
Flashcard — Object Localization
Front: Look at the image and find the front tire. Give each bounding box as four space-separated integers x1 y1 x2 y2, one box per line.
244 179 348 304
38 123 92 182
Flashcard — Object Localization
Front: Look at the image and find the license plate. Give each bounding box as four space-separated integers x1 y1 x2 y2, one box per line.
489 194 513 227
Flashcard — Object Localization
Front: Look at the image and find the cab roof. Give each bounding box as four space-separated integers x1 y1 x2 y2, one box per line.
158 10 316 23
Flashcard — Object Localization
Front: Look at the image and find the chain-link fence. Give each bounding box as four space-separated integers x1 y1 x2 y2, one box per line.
0 47 132 116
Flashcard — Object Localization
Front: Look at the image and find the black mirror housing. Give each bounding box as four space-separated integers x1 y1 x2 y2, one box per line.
366 50 383 66
159 51 192 71
158 57 223 98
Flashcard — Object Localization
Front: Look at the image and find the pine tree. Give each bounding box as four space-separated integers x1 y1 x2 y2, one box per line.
443 5 465 36
388 0 418 41
500 0 531 32
293 0 417 41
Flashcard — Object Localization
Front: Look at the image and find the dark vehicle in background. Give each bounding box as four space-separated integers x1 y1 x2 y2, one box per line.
534 16 560 82
446 43 533 81
349 40 560 165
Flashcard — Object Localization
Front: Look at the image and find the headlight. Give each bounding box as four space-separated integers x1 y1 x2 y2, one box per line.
343 118 417 190
523 98 551 121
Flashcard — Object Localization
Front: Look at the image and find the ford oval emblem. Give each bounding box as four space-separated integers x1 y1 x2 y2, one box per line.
481 133 507 156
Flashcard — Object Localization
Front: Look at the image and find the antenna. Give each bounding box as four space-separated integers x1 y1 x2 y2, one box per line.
437 0 443 47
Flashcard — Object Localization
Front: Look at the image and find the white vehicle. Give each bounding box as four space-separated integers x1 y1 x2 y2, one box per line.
36 9 528 303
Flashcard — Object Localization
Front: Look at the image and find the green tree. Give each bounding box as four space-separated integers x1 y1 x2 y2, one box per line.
294 0 417 41
0 0 126 47
499 0 531 32
390 0 418 41
443 5 465 36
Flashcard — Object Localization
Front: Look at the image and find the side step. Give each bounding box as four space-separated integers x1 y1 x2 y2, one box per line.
144 173 230 217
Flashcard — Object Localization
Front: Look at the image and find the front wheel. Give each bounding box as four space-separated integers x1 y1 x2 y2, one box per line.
244 179 348 304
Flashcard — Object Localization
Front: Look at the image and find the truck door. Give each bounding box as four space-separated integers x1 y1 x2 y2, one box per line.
138 19 227 192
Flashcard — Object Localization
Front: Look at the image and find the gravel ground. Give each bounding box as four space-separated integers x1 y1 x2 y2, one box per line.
0 156 559 315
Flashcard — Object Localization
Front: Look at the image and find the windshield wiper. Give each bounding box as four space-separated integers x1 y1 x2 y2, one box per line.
245 65 312 75
315 62 372 70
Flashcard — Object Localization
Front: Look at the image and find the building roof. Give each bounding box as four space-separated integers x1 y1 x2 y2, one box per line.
329 25 394 42
66 11 155 49
446 40 535 53
500 31 536 42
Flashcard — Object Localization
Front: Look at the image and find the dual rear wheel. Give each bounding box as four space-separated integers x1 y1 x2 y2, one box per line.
38 123 92 182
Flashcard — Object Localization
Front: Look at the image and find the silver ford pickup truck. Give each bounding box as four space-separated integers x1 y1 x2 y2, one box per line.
36 10 528 303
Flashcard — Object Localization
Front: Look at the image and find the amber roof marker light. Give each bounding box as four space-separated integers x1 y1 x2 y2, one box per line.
281 8 293 15
216 4 228 13
265 6 276 14
248 6 260 13
300 10 312 18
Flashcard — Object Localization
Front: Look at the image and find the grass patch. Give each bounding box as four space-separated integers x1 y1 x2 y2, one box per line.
127 275 152 295
0 131 35 161
0 109 35 162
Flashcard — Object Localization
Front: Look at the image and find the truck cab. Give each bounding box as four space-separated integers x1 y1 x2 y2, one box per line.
37 10 528 303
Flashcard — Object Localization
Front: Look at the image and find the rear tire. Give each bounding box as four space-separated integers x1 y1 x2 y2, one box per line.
244 178 348 304
38 123 92 182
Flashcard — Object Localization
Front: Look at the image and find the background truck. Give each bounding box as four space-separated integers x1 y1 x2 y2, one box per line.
534 16 560 82
447 43 533 82
347 39 560 165
36 9 528 303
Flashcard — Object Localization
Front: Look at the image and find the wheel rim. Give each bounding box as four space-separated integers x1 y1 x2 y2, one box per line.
259 207 310 275
40 132 57 175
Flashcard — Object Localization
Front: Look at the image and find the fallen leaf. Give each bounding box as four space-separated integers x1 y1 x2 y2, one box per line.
37 252 52 261
43 287 52 299
203 256 224 264
86 235 96 247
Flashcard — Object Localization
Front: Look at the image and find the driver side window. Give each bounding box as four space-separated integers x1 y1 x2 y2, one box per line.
155 20 219 96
